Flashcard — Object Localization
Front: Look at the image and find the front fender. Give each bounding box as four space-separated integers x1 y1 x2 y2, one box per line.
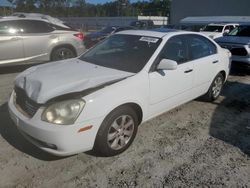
77 72 150 123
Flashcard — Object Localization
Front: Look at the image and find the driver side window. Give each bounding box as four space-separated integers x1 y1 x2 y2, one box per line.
160 35 188 64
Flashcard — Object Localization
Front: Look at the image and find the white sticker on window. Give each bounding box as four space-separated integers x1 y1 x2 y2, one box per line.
139 37 159 43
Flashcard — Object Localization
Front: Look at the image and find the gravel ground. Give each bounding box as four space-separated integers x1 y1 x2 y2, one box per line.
0 65 250 188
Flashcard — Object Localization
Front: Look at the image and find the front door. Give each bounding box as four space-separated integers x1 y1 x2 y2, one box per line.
149 35 194 116
0 21 24 65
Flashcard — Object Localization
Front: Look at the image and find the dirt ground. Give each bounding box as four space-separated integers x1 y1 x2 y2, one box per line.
0 65 250 188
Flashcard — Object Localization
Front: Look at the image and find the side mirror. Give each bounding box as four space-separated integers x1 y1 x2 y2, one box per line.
157 59 178 70
224 29 230 34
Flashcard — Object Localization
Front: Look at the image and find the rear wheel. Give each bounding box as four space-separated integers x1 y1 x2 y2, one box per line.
204 73 224 101
51 47 76 61
94 106 139 157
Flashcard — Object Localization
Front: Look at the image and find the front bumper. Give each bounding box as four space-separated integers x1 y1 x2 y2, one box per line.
8 92 103 156
232 55 250 66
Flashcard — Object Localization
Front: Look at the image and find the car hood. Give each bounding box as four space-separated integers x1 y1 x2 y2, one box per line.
215 36 250 45
15 59 134 104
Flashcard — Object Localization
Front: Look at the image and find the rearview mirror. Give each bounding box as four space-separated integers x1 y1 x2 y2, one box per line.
157 59 178 70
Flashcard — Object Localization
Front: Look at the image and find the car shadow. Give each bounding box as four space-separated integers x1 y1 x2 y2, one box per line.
0 102 65 161
209 79 250 156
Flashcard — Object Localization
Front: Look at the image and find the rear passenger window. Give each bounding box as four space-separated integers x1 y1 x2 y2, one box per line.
187 35 217 60
160 36 188 64
17 20 54 34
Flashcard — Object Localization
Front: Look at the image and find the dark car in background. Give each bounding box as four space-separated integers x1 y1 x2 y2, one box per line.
215 24 250 70
161 24 176 29
177 24 205 32
84 26 135 48
130 20 155 29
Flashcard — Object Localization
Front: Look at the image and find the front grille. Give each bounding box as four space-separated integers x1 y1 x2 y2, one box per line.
219 44 248 57
15 87 40 117
230 48 248 56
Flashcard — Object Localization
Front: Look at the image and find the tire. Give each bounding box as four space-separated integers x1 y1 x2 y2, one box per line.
204 73 224 102
51 46 76 61
94 106 139 157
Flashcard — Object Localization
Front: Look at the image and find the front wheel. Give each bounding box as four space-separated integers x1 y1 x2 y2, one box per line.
94 106 139 157
204 73 224 101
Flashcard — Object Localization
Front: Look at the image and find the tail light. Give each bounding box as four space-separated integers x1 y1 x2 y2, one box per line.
74 32 84 40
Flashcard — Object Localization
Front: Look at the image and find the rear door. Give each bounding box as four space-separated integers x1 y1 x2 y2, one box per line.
0 20 24 65
17 20 57 62
185 34 219 94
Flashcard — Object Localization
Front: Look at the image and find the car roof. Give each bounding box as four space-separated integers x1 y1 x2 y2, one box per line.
0 16 51 22
207 23 238 26
116 29 194 38
0 13 70 29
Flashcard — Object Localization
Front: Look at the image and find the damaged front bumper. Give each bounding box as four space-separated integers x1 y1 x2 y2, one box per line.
8 92 104 156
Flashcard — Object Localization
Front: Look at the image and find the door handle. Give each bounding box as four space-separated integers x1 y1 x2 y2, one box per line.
213 60 219 64
184 69 193 73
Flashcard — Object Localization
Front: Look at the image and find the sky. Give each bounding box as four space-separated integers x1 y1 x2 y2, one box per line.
85 0 147 4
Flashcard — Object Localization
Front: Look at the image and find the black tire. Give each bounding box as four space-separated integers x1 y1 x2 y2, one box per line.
94 106 139 157
204 73 224 102
51 46 76 61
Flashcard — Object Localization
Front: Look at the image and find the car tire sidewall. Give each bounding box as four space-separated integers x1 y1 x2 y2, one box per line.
94 106 139 157
51 47 75 61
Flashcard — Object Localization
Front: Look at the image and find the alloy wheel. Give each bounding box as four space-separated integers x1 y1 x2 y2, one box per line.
107 115 135 150
212 76 223 99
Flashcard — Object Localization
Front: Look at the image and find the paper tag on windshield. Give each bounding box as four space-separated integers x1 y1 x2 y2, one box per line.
139 37 159 43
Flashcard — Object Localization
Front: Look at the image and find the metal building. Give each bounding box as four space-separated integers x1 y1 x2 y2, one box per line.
0 0 12 8
170 0 250 24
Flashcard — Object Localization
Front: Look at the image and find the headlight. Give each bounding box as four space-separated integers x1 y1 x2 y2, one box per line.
42 99 85 125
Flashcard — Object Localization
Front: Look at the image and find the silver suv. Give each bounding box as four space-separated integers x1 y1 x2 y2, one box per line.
0 15 85 66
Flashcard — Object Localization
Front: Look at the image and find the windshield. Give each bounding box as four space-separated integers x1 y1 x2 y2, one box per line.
227 25 250 37
79 34 162 73
203 25 224 32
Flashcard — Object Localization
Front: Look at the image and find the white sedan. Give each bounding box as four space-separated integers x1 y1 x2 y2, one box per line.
8 30 231 156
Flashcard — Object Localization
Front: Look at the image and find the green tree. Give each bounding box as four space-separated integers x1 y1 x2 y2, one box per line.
9 0 171 17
